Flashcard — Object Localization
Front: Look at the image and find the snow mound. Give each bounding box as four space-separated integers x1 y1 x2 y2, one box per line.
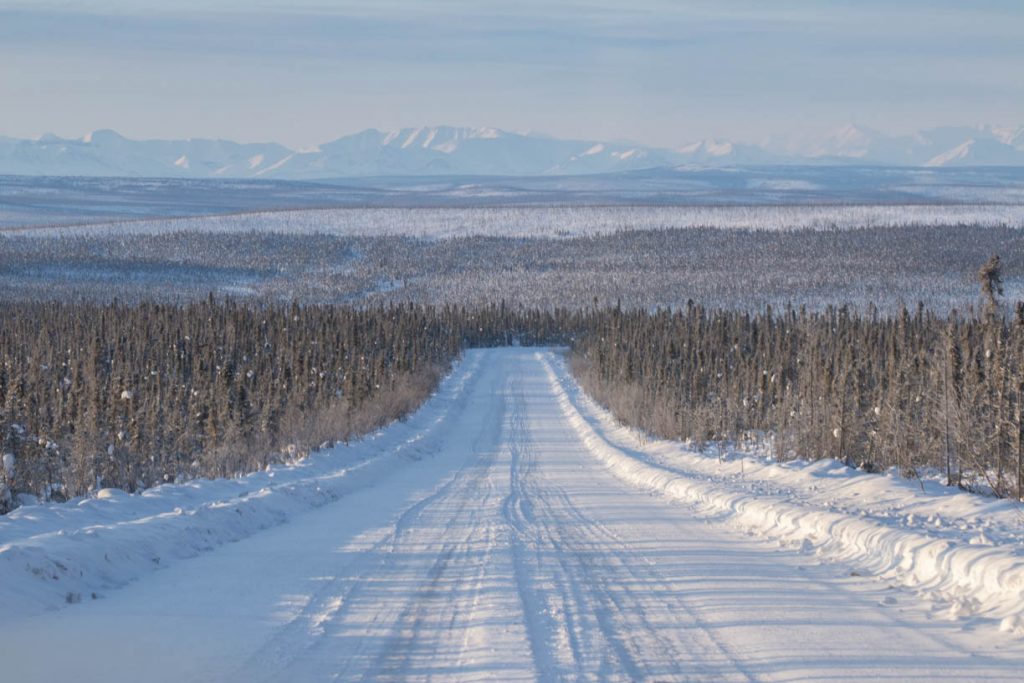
544 354 1024 630
0 354 480 617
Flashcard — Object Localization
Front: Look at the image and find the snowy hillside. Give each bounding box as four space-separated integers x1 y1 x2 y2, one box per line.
2 123 1023 179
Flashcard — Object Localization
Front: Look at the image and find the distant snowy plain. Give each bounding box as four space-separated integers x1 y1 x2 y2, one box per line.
8 203 1024 239
3 165 1024 229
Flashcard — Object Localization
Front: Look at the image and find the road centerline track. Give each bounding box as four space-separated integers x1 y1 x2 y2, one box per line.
2 348 1023 682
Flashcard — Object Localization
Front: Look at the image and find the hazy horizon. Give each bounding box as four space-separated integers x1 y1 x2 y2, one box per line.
4 120 1024 151
2 1 1022 149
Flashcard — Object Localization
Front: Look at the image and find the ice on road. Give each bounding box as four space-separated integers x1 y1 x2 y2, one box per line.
2 349 1022 682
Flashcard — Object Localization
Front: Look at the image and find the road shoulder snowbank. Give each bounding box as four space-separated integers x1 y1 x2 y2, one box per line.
0 353 481 617
545 352 1024 633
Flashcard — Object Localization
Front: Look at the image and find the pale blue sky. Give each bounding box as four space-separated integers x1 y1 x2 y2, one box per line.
2 0 1022 147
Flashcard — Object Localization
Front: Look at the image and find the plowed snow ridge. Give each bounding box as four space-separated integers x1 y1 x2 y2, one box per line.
1 348 1022 682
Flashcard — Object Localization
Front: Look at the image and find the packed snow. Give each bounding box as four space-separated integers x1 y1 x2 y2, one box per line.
548 354 1024 632
1 349 1023 681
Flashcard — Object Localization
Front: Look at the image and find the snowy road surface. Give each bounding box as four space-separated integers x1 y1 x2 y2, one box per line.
2 349 1024 682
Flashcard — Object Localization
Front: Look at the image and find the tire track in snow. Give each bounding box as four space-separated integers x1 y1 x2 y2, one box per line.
239 354 535 682
234 357 494 679
8 349 1024 683
502 370 574 680
358 459 498 680
506 353 755 681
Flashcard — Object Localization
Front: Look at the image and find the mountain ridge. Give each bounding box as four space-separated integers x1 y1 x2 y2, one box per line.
1 124 1022 179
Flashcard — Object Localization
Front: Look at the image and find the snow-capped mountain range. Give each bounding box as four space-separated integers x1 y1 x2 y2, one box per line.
764 123 1024 166
1 124 1022 179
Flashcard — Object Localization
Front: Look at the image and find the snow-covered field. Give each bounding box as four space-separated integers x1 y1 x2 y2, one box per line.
2 348 1023 681
4 167 1024 230
8 203 1024 239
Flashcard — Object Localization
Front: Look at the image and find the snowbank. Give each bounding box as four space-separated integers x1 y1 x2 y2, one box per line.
544 353 1024 631
0 353 481 617
5 346 1023 634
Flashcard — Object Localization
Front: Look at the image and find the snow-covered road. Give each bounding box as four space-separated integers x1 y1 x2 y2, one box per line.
2 349 1023 682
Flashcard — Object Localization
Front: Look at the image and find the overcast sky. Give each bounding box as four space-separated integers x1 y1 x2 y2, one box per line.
2 0 1022 148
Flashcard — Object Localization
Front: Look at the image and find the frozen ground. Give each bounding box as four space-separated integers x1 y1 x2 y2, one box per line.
2 348 1023 682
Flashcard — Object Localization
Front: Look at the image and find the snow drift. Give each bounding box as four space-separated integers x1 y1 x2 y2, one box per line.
0 354 480 616
544 354 1024 633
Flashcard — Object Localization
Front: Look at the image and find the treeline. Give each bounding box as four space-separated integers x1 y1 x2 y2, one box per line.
0 299 451 510
6 283 1024 511
0 299 583 511
572 266 1024 498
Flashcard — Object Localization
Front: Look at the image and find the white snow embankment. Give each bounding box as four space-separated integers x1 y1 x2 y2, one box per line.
0 353 481 617
543 354 1024 632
